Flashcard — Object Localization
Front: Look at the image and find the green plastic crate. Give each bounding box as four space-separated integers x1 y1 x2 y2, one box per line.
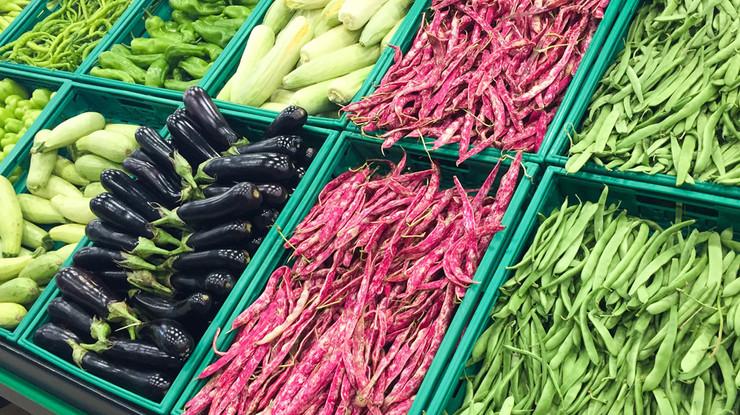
17 104 339 415
0 82 178 345
546 0 739 200
348 0 624 164
77 0 271 100
200 0 426 131
172 131 540 414
428 166 740 415
0 66 69 179
0 0 39 46
0 0 146 79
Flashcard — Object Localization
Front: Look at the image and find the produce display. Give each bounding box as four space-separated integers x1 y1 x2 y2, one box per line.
217 0 412 115
0 0 739 413
92 0 257 90
0 0 30 34
456 188 740 415
345 0 609 162
32 88 318 401
566 0 740 187
0 111 137 331
0 0 134 72
184 153 523 414
0 78 53 165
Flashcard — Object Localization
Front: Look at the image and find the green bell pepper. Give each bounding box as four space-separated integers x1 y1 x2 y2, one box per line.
131 38 171 55
178 56 211 79
98 51 147 84
3 119 22 134
164 79 202 91
145 16 185 42
146 58 169 88
224 5 251 20
164 44 208 64
171 10 193 25
90 67 136 84
30 89 51 109
0 79 28 102
169 0 223 17
192 18 241 48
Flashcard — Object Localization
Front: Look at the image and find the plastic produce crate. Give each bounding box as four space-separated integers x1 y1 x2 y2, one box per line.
0 83 178 344
546 0 739 200
200 0 427 131
0 66 69 180
348 0 625 164
0 0 38 47
172 131 540 414
428 166 740 415
77 0 270 100
0 0 146 79
18 105 340 415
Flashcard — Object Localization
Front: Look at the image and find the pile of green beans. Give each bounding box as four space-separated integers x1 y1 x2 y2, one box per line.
566 0 740 187
0 0 132 71
457 187 740 415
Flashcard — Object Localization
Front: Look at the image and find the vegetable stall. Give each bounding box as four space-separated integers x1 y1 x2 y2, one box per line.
0 0 736 414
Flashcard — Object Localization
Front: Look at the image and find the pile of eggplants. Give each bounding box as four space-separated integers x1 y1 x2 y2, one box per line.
33 87 313 401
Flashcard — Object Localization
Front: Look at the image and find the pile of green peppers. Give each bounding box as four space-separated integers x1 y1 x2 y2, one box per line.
91 0 257 90
0 78 52 164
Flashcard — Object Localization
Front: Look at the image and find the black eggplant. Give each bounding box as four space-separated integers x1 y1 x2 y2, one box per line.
195 152 297 184
47 298 111 343
257 183 289 207
234 135 303 158
245 236 263 255
34 323 80 360
155 182 262 228
167 249 249 273
98 270 173 297
183 220 253 251
140 319 193 361
55 267 140 337
253 208 279 234
100 169 163 220
167 111 219 168
123 157 183 207
263 105 307 138
183 86 239 150
135 127 197 190
300 146 317 166
131 292 212 321
74 347 172 400
290 166 307 188
86 220 171 258
202 185 230 198
73 246 158 272
130 149 155 165
170 271 235 298
90 193 180 246
84 338 182 370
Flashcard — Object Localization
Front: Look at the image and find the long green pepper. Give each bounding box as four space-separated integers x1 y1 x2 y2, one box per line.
0 0 132 71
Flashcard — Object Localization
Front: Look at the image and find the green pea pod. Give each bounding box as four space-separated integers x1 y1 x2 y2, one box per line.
145 58 169 88
642 306 677 391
